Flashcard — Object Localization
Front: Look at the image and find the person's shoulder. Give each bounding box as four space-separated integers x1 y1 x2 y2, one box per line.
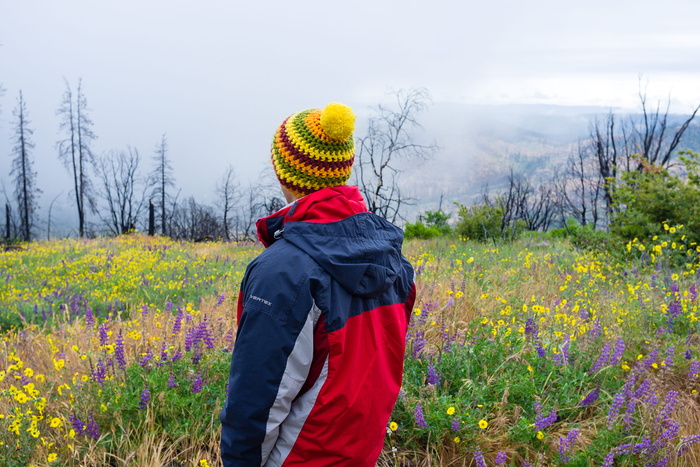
250 238 317 275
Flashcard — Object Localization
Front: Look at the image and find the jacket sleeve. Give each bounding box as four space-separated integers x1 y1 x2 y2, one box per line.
220 257 317 466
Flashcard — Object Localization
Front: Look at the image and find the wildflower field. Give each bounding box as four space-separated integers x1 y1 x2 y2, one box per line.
1 229 699 466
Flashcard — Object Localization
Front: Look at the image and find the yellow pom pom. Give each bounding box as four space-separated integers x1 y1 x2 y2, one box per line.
320 102 355 141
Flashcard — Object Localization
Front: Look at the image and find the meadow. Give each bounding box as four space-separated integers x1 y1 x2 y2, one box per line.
1 228 699 466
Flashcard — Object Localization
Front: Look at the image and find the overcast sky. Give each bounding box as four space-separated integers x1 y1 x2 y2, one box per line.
1 0 700 232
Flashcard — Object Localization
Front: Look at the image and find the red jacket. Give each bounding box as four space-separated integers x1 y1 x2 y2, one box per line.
220 186 415 466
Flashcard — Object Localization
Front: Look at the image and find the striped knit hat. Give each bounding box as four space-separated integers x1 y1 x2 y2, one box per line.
271 102 356 198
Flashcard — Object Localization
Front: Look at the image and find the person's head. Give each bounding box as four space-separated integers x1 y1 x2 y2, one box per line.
271 102 356 202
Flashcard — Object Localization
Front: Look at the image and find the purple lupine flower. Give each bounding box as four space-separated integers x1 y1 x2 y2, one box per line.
198 318 215 350
141 304 149 319
656 391 678 423
92 359 106 385
601 451 615 467
495 451 507 465
689 284 697 300
688 360 700 380
579 387 600 407
426 363 441 386
171 349 182 362
589 342 611 374
85 305 94 328
473 450 487 467
192 373 203 394
607 391 626 428
69 415 86 436
451 418 461 431
534 410 558 430
686 349 693 360
216 293 226 306
224 327 235 352
525 317 538 338
579 308 590 321
412 332 427 359
623 399 636 427
670 281 680 294
533 401 543 418
633 378 652 401
678 434 700 456
414 404 428 428
663 346 675 369
651 420 680 454
191 349 202 366
610 338 626 366
561 335 571 365
86 413 100 439
158 343 169 367
98 323 109 346
633 437 651 454
666 301 681 329
115 330 126 369
139 388 150 410
184 328 195 352
167 373 178 388
140 347 153 367
558 429 578 463
640 348 660 371
172 308 184 335
165 301 174 313
536 345 546 358
590 319 602 338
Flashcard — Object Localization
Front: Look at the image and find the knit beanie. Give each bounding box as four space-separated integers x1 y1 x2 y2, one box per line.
271 102 356 198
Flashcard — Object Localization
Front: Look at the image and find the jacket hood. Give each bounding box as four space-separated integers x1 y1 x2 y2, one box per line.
256 186 405 298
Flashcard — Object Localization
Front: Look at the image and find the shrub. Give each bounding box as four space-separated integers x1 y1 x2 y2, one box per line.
455 201 524 243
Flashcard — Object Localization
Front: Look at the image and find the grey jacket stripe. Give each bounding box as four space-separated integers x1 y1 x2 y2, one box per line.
266 357 329 467
260 302 322 466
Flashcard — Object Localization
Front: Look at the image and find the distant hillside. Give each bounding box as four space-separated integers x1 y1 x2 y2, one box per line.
399 102 700 219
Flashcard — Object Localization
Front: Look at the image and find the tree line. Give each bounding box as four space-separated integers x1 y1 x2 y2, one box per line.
3 81 699 246
397 86 700 252
1 79 295 243
2 82 435 244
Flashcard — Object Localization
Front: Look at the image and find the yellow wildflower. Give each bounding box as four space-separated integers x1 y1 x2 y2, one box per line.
478 419 488 429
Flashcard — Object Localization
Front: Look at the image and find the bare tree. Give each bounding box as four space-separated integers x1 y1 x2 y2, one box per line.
236 184 262 241
96 147 147 235
149 134 175 235
354 88 438 223
590 86 699 220
170 197 224 241
215 165 241 241
500 171 556 232
10 91 40 242
555 141 604 228
56 79 97 237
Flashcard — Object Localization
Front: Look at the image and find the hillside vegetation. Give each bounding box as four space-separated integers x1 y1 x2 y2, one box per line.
1 232 699 466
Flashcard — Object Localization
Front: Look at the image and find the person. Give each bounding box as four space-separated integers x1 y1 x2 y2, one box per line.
219 102 416 466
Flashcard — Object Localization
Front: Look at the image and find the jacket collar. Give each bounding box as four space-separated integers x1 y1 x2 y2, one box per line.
256 185 368 247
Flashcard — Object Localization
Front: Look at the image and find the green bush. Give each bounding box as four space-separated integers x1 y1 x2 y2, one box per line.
455 201 523 243
404 221 442 240
404 209 452 240
610 151 700 248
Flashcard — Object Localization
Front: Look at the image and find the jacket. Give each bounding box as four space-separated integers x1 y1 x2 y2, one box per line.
220 185 415 466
